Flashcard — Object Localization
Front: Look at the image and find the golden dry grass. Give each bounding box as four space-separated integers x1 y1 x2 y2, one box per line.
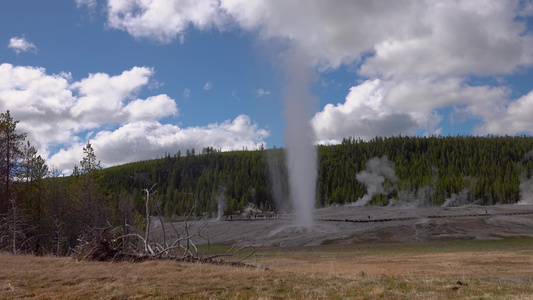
1 240 532 299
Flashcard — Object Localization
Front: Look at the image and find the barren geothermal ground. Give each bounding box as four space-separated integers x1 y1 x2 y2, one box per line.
198 204 533 247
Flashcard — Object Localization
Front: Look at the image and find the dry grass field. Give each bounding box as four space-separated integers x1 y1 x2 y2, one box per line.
2 205 533 299
1 238 532 299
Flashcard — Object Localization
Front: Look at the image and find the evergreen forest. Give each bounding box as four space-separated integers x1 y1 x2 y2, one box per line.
102 135 533 216
1 110 533 255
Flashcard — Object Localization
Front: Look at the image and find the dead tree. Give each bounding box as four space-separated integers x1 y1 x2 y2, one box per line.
51 216 68 256
117 190 136 252
73 191 262 266
0 197 29 255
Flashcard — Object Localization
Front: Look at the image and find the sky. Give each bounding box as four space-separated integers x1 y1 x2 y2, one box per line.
1 0 533 174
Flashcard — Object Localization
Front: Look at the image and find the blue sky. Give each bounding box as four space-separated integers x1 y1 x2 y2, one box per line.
1 0 533 174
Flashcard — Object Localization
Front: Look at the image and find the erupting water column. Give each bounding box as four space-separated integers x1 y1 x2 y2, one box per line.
282 48 318 226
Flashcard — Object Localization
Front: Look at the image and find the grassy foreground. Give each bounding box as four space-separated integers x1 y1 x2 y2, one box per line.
1 238 532 299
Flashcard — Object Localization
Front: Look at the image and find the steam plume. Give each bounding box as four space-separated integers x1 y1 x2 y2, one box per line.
282 47 318 226
391 186 434 208
518 150 533 205
442 177 479 207
441 188 471 207
215 185 226 220
351 156 396 206
391 167 438 207
518 173 533 205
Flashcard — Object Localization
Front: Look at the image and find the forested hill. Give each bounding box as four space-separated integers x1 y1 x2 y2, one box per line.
101 135 533 216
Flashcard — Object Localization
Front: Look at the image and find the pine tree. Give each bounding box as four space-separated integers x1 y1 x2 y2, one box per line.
18 140 49 253
70 141 109 232
80 142 101 174
0 111 26 214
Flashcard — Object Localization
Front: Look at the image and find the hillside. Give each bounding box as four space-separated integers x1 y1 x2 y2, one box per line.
101 135 533 216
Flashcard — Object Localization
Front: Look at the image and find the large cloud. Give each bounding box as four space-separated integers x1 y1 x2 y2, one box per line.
0 63 268 173
312 78 511 143
359 1 533 79
48 115 268 173
0 64 77 154
102 0 533 143
106 0 429 68
105 1 533 72
312 80 418 144
474 89 533 135
220 0 429 69
309 0 533 142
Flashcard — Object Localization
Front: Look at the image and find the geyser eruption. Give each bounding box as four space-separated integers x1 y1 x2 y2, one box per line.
518 150 533 205
518 174 533 205
282 48 318 226
215 185 226 221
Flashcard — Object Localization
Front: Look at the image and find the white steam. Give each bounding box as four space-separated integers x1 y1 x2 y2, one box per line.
241 203 262 217
441 188 471 207
215 185 226 220
518 175 533 205
442 177 481 207
351 156 397 206
282 47 318 226
518 151 533 205
391 186 434 208
149 217 162 229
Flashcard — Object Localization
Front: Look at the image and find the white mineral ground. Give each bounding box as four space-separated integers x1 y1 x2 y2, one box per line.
157 204 533 247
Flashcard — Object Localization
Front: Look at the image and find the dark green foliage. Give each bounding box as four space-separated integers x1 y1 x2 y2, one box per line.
100 135 533 216
101 149 283 216
317 135 533 206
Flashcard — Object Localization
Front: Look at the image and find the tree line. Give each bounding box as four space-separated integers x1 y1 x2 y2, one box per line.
2 110 533 255
102 135 533 217
0 111 127 255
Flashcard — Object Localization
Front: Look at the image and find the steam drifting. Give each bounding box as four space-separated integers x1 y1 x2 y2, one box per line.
215 185 226 220
282 48 318 226
518 151 533 205
518 175 533 205
352 156 396 206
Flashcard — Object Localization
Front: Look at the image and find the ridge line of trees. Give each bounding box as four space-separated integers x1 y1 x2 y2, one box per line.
2 110 533 255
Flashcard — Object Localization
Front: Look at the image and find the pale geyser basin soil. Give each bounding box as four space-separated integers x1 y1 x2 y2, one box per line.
192 204 533 247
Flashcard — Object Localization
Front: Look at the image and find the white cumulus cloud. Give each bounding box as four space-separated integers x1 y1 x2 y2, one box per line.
473 89 533 135
70 67 154 123
48 115 268 172
8 36 37 54
0 63 268 174
312 78 513 143
312 80 418 143
106 0 228 43
124 94 178 121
